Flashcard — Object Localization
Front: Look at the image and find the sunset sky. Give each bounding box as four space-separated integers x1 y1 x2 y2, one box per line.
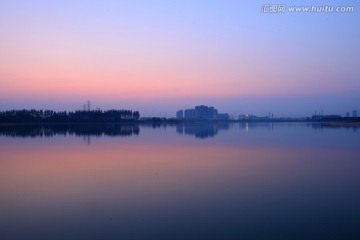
1 0 359 117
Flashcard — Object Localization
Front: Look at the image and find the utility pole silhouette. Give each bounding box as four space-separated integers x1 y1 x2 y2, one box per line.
87 100 91 112
82 100 91 112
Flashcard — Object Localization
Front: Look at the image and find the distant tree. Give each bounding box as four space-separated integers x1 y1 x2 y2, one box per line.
0 108 141 123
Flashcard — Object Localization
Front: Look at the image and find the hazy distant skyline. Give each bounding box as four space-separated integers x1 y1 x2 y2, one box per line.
1 0 359 117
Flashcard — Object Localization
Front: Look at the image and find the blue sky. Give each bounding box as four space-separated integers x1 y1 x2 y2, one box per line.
0 0 359 117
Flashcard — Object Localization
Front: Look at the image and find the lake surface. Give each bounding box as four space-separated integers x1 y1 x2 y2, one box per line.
1 123 360 240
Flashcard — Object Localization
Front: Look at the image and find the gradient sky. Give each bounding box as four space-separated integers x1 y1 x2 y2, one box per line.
1 0 359 117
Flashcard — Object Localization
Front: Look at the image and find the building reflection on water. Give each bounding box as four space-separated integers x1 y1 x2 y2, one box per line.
176 123 229 139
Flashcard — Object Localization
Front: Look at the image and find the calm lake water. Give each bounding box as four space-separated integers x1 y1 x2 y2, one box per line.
0 123 360 240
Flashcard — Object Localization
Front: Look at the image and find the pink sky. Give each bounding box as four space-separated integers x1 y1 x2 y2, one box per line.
1 1 359 116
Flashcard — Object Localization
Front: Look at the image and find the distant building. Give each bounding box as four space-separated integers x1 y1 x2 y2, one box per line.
194 105 217 120
311 115 342 120
238 114 248 120
213 113 229 120
238 114 269 120
184 109 196 119
346 112 350 117
353 110 358 118
176 110 183 120
178 105 228 121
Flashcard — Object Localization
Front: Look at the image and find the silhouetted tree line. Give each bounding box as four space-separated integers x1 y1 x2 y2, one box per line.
0 124 140 138
0 109 140 123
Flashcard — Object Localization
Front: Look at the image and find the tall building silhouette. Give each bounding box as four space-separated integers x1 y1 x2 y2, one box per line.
176 110 183 120
179 105 229 120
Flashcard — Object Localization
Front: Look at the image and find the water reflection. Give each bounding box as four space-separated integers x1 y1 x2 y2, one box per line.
0 122 360 240
0 122 359 140
176 123 229 139
0 124 140 138
311 122 359 132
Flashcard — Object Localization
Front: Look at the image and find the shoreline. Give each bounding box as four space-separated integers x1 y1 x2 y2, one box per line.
1 120 360 127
